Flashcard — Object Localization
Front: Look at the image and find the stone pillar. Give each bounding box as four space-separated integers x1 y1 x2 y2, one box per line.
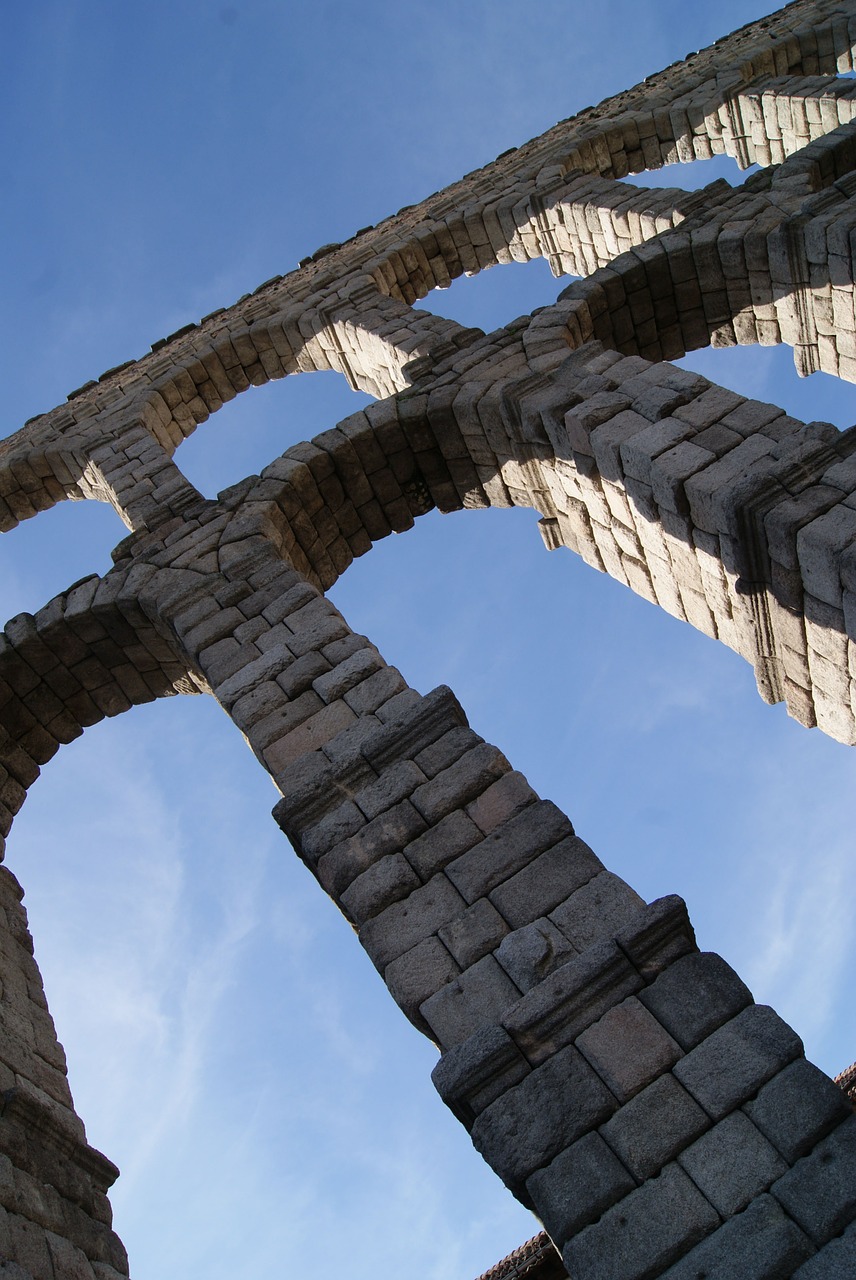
177 534 854 1278
0 867 128 1280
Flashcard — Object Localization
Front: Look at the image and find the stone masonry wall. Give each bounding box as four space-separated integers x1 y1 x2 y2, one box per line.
2 1 856 1276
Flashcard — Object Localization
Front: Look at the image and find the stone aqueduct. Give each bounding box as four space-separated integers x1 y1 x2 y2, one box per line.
3 1 856 1275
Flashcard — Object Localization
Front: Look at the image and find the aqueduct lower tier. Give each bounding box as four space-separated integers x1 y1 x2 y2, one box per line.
3 1 856 1276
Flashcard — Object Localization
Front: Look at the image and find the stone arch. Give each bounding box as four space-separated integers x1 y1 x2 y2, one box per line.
0 570 206 854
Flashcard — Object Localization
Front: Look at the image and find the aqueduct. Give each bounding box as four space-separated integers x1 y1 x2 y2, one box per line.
2 1 856 1275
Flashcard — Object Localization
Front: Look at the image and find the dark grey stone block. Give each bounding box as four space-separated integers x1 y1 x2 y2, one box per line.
496 919 576 993
420 954 521 1049
527 1131 636 1247
351 759 427 822
616 895 696 980
340 852 420 925
359 871 467 968
793 1220 856 1277
772 1116 856 1246
661 1194 814 1279
414 726 484 780
639 951 752 1050
431 1024 530 1125
489 836 602 928
600 1073 710 1181
673 1005 803 1120
403 809 482 879
470 1043 618 1195
411 742 511 826
550 871 644 952
562 1163 720 1280
317 799 427 897
439 898 509 968
383 935 460 1027
745 1059 852 1164
677 1111 788 1216
577 996 683 1103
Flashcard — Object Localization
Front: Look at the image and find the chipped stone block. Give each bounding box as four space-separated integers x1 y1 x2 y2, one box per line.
439 898 509 968
600 1072 710 1181
495 919 576 993
674 1005 804 1121
359 872 467 969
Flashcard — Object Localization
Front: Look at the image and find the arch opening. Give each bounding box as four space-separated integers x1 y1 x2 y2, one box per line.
174 369 373 499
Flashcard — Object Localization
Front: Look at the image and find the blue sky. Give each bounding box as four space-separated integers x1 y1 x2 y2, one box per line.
3 3 856 1277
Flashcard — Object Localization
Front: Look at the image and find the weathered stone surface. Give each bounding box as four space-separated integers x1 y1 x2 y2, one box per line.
772 1116 856 1246
673 1005 804 1120
431 1025 530 1125
359 872 467 969
438 898 509 968
470 1043 617 1194
495 919 576 992
444 801 575 904
562 1163 720 1280
403 809 482 880
383 935 461 1024
660 1194 814 1280
638 950 753 1051
677 1110 789 1216
793 1220 856 1277
489 835 602 928
600 1072 710 1181
744 1059 853 1163
420 954 521 1048
576 996 683 1103
549 871 644 952
526 1131 636 1246
503 938 644 1066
